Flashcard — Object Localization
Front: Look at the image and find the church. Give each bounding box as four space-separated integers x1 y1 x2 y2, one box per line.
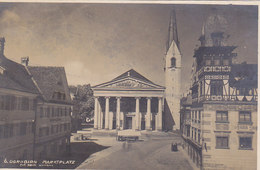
92 10 182 131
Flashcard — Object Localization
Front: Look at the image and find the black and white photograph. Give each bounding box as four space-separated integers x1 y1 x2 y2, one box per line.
0 1 258 170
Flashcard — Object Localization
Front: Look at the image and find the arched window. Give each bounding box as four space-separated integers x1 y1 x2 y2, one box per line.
171 57 176 68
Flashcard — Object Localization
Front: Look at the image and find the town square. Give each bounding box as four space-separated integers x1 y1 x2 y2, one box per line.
0 2 258 170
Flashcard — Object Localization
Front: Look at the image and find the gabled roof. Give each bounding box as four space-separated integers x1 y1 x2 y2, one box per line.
0 56 39 94
113 69 154 84
93 69 164 90
27 66 71 103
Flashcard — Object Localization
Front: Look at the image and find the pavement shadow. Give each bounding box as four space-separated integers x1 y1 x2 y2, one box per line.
57 142 109 169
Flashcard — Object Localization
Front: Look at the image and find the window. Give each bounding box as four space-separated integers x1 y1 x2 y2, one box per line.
205 59 211 66
198 130 201 143
64 124 67 131
171 57 176 68
0 125 3 139
216 136 229 149
21 97 29 111
9 124 13 137
214 59 220 66
4 95 11 110
47 107 50 117
199 82 203 96
10 96 16 110
52 107 55 117
216 111 228 122
194 129 197 141
68 123 71 131
223 59 229 66
20 122 27 136
45 127 49 136
39 128 43 137
40 107 43 118
4 124 9 138
171 57 176 67
210 80 223 96
0 95 4 110
239 111 251 123
195 111 197 123
59 124 62 132
51 126 54 134
239 137 252 149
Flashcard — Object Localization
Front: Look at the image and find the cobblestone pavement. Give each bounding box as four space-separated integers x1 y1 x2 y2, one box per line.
77 134 194 170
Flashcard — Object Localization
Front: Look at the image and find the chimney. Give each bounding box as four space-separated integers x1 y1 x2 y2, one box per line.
0 37 5 56
21 57 29 66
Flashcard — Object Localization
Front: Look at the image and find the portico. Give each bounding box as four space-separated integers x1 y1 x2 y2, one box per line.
92 69 165 131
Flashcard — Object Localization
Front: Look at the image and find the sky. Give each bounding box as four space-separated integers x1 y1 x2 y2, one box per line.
0 3 257 94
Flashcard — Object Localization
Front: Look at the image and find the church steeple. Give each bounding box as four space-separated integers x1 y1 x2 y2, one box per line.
166 9 180 52
164 9 182 131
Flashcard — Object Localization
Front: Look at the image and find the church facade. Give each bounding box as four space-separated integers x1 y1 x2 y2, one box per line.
92 69 164 131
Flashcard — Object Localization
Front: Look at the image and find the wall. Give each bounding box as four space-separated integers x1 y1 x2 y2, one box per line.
202 103 257 170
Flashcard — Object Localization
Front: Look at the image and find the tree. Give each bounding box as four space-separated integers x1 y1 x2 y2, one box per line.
70 84 94 122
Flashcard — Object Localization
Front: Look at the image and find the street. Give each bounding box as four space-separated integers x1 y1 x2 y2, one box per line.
77 133 194 170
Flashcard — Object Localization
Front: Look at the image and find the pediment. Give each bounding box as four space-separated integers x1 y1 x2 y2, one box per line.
94 78 163 89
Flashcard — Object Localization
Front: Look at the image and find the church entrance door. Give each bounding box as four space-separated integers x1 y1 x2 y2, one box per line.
125 117 132 129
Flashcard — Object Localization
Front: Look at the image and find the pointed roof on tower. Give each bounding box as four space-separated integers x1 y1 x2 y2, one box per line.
166 9 180 52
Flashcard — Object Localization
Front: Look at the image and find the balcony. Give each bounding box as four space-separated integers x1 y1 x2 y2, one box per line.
198 66 231 77
195 95 257 103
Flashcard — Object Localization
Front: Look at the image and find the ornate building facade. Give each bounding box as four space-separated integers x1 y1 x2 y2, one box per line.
92 69 164 131
181 14 257 170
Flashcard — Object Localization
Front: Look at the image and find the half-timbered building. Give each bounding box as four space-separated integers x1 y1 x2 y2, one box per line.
181 14 257 170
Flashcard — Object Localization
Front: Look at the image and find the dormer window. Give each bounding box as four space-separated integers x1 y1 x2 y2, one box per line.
171 57 176 68
52 92 66 100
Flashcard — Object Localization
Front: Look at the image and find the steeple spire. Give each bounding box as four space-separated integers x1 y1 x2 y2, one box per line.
166 9 180 52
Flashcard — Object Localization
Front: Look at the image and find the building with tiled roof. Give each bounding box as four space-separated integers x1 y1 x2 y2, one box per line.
0 37 72 163
0 37 39 163
26 66 72 160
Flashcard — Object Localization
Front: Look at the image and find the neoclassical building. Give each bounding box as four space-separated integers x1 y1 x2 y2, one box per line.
92 10 182 132
92 69 164 131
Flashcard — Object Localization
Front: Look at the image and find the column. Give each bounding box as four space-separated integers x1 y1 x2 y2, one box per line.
120 112 124 130
116 97 121 130
146 97 151 130
97 100 102 129
105 97 110 130
109 112 113 130
94 97 98 129
156 97 162 131
135 97 140 130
